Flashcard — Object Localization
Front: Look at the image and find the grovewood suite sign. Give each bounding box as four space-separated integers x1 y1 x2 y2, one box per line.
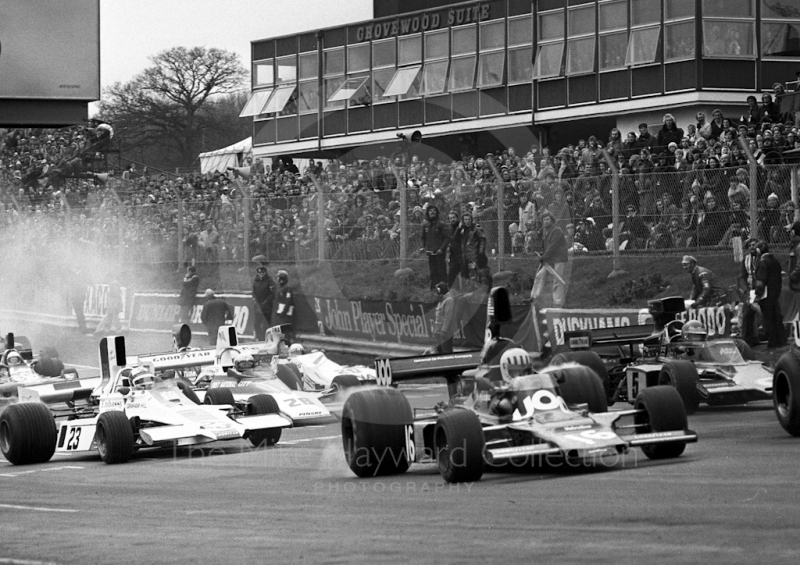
355 3 491 42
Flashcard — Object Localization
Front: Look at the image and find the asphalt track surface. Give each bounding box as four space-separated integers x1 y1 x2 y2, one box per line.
1 325 799 565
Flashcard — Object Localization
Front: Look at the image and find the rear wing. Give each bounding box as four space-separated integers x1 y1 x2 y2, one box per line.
563 324 657 351
18 376 102 404
374 351 482 387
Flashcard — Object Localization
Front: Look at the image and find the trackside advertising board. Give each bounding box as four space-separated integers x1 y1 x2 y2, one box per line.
129 293 254 338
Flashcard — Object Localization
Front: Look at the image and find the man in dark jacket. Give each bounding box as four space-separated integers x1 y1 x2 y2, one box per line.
273 270 295 342
200 289 233 346
754 241 785 348
446 210 463 290
681 255 726 307
460 210 486 282
252 265 276 340
532 209 568 307
420 205 449 290
178 265 200 324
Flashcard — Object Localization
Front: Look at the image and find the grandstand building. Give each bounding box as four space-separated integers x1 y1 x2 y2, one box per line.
243 0 800 159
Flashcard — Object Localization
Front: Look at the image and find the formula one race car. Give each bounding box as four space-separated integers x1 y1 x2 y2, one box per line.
141 324 375 397
0 333 85 404
771 323 800 437
554 297 773 413
341 288 697 483
0 336 291 466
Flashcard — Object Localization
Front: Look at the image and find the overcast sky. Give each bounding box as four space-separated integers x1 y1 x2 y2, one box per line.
100 0 373 90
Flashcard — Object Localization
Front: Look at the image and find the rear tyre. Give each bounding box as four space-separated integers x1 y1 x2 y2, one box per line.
658 360 700 415
331 374 361 393
773 351 800 436
176 380 201 405
0 403 57 465
96 411 134 464
551 365 608 413
246 394 282 446
276 364 303 391
435 409 485 483
341 388 413 477
634 386 688 459
550 351 611 400
204 387 235 407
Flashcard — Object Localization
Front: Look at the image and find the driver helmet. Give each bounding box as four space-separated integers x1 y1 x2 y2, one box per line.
288 343 305 357
500 348 532 383
682 320 708 341
233 352 256 372
130 366 156 390
5 351 22 366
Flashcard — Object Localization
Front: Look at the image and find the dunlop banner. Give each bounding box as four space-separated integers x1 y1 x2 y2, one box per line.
544 307 652 346
129 292 254 338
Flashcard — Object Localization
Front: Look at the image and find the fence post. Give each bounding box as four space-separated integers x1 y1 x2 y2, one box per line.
177 197 184 268
793 166 799 222
243 195 250 266
485 156 506 270
738 133 759 237
601 149 626 278
390 163 407 268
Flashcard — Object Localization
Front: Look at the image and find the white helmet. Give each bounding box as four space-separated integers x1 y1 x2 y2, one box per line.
288 343 305 356
500 348 531 383
130 366 156 390
234 352 255 372
5 351 22 366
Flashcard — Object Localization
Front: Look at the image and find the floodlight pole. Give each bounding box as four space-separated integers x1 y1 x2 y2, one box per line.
601 149 627 279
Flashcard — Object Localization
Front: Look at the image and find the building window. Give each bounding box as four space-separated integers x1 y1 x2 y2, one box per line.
297 51 318 114
383 65 422 97
276 55 297 84
665 0 695 62
478 20 505 87
348 43 370 74
254 60 274 87
372 38 396 104
567 4 596 75
702 0 755 58
398 34 422 66
626 0 661 66
328 75 370 106
239 89 274 117
450 24 477 91
599 0 628 71
762 0 800 58
508 15 533 84
263 84 297 114
535 8 565 79
323 48 345 110
423 29 449 95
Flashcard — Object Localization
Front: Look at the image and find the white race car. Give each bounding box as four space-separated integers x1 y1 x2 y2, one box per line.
0 335 291 466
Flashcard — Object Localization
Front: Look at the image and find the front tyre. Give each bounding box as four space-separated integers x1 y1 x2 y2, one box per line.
658 360 700 415
204 387 235 407
96 411 134 464
773 351 800 436
341 388 413 478
435 409 485 483
634 386 689 460
246 394 282 446
0 403 57 465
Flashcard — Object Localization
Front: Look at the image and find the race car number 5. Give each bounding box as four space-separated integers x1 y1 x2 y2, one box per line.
564 430 616 445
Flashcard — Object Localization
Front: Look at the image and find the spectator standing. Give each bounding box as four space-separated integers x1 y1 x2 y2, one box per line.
178 265 199 324
446 210 463 289
252 264 276 340
785 223 800 322
420 205 449 290
656 114 685 151
68 265 89 334
431 281 456 354
460 210 486 281
754 241 785 348
274 270 295 341
200 289 233 346
739 238 762 346
532 209 568 308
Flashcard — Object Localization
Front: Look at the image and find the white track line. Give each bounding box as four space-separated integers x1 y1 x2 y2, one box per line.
0 503 77 513
0 465 83 477
0 559 62 565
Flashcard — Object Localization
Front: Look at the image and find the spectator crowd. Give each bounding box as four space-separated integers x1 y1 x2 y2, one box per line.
3 80 800 273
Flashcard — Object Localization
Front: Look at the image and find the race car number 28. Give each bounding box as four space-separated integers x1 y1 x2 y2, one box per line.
563 430 616 445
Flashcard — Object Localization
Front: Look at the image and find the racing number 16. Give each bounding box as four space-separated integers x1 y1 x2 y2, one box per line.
404 425 415 462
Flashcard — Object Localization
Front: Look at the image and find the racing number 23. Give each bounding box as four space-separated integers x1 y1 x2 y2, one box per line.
66 427 82 450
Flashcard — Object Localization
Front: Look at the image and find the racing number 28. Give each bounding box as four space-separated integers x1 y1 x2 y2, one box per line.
564 430 616 445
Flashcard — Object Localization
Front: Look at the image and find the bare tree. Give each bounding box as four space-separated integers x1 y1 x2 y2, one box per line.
98 46 247 168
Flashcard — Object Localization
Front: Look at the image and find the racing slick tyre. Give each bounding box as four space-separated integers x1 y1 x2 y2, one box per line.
96 411 134 464
0 402 57 465
435 409 485 483
246 394 282 447
634 386 688 459
551 365 608 413
550 351 611 400
331 374 361 393
176 380 201 405
773 351 800 436
658 360 700 415
733 339 758 361
276 364 303 391
204 387 236 407
341 388 413 478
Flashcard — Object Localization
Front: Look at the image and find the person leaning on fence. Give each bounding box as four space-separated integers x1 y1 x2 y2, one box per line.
532 209 568 308
681 255 726 308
